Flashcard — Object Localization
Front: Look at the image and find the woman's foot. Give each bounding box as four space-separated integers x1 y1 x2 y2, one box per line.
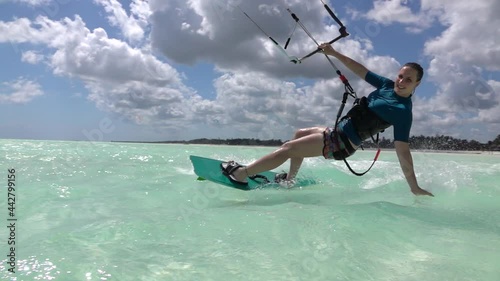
274 172 288 183
220 161 248 185
274 172 296 188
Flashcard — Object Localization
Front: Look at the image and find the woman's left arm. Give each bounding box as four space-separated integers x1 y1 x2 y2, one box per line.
394 141 434 196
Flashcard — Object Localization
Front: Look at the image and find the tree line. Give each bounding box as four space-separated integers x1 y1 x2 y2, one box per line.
158 138 283 147
156 134 500 151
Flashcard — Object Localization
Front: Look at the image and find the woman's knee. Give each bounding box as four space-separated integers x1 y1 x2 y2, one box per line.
281 132 324 158
276 142 293 159
293 127 325 139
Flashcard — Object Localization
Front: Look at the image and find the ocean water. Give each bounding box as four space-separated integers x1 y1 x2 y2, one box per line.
0 139 499 281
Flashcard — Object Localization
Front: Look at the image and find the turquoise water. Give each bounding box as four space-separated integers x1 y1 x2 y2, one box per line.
0 139 499 281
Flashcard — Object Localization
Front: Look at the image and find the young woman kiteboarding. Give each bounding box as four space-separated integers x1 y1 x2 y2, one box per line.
221 43 434 197
219 2 433 196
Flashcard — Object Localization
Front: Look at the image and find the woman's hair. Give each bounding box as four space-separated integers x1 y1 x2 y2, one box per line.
403 62 424 82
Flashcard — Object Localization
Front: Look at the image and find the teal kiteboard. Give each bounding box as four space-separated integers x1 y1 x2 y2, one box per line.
190 155 316 191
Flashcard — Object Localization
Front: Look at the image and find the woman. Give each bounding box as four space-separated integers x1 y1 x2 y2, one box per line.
221 43 434 196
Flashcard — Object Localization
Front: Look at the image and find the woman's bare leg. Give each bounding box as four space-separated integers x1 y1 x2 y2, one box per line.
231 129 325 182
287 127 326 180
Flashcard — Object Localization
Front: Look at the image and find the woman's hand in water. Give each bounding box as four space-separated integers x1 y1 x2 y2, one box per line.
411 186 434 197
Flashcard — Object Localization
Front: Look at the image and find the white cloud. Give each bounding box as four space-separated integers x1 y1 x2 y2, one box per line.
206 69 396 139
130 0 152 27
0 78 43 104
423 0 500 71
416 0 500 140
210 71 316 139
361 0 434 33
365 0 421 24
478 80 500 123
0 15 179 85
94 0 150 43
151 0 319 74
348 0 500 141
149 0 399 80
0 14 198 128
21 50 44 64
86 80 189 125
7 0 51 6
0 16 73 45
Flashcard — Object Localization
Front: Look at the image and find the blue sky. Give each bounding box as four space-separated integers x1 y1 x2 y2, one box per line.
0 0 499 143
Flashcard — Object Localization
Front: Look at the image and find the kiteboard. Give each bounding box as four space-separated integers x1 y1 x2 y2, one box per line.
189 155 316 191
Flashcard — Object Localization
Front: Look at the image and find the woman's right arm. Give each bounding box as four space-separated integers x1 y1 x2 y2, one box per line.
319 43 369 80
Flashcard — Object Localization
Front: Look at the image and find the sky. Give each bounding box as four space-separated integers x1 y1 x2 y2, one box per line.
0 0 499 143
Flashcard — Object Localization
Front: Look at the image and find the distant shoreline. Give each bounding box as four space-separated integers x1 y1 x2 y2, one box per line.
112 133 500 152
111 139 500 153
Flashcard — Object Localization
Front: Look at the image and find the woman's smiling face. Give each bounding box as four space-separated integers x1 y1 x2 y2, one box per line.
394 66 420 97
